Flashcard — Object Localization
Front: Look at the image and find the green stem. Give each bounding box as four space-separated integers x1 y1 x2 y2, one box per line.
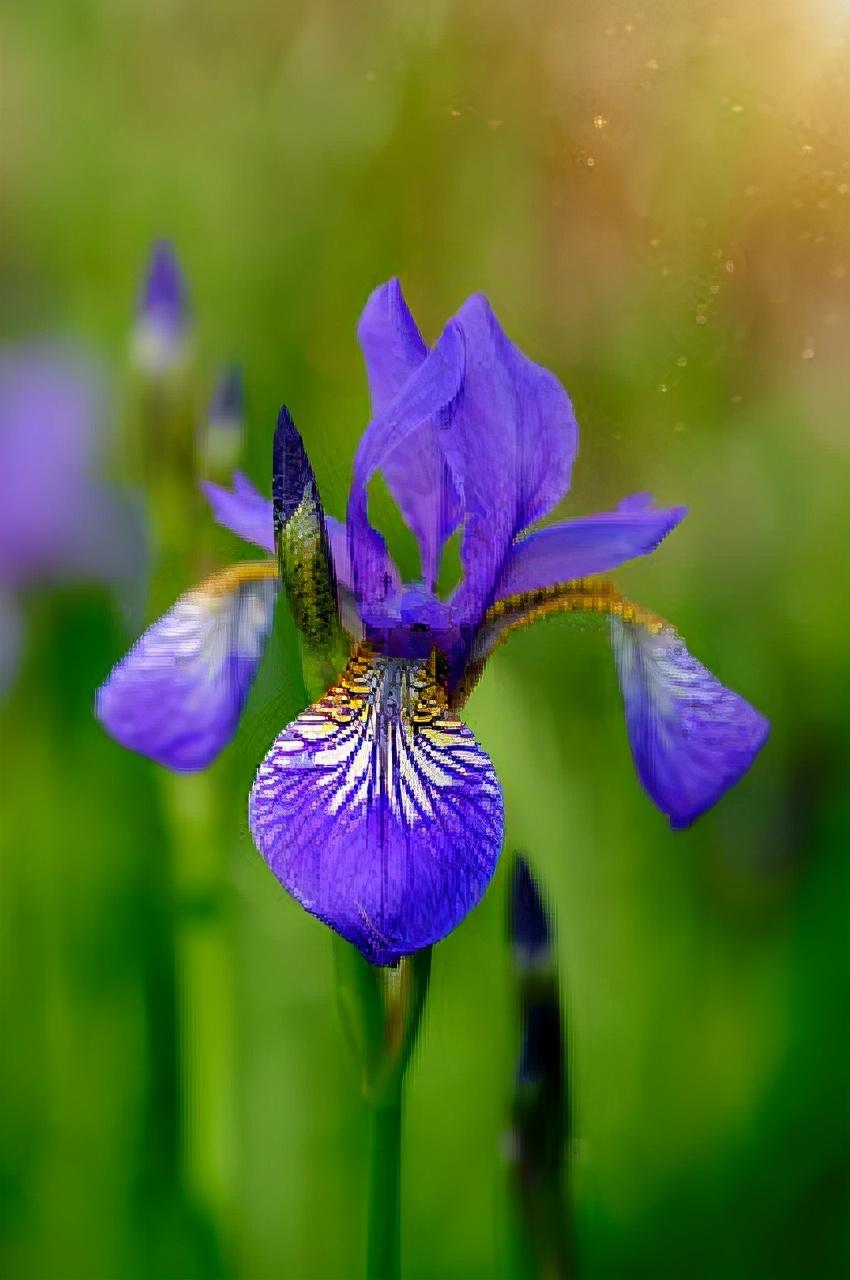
162 770 234 1234
134 372 232 1264
333 940 432 1280
366 1089 403 1280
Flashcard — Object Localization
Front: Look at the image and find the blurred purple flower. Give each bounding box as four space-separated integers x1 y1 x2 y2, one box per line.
0 345 146 692
131 240 192 375
96 280 768 963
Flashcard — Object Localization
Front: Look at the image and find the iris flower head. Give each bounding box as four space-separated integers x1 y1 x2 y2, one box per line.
97 280 769 965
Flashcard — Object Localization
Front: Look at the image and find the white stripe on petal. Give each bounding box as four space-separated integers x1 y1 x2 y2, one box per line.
96 562 278 771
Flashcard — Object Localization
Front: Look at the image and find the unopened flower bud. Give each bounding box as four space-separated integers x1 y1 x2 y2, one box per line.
131 240 192 375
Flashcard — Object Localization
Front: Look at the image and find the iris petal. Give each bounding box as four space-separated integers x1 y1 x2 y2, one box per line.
357 277 428 413
202 472 354 591
202 472 275 553
495 495 687 598
454 576 769 825
443 295 579 630
249 646 504 964
96 563 277 771
357 279 463 588
612 617 769 827
347 321 464 604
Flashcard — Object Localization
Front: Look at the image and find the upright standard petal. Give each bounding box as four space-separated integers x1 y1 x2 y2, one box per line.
96 562 278 771
443 296 579 630
357 278 428 414
494 496 687 599
347 321 464 604
249 646 504 964
612 618 770 827
357 279 462 588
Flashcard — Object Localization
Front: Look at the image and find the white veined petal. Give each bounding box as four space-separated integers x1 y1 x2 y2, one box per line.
96 564 278 771
248 646 504 964
612 618 769 827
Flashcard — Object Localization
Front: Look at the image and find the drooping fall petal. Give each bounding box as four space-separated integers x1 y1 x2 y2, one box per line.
612 617 770 827
96 562 277 771
249 646 504 964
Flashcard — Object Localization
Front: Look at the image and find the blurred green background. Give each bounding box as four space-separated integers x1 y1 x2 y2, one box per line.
1 1 848 1277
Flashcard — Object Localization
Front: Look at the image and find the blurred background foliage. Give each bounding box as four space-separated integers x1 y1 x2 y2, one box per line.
0 1 848 1277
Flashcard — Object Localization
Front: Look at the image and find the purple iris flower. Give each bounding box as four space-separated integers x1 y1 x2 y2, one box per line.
0 345 145 694
96 280 769 964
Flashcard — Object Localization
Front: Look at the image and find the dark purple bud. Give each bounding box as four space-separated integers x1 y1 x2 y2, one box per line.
509 853 554 971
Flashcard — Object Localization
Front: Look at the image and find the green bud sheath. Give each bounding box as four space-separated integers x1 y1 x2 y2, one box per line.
273 406 350 699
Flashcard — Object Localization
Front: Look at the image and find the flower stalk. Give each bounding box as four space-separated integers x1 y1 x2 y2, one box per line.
366 953 430 1280
334 938 432 1280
